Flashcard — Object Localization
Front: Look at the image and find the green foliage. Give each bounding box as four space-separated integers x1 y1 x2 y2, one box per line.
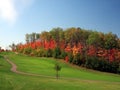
50 27 63 44
35 48 45 57
68 53 73 63
40 31 51 41
87 32 103 48
45 49 53 57
110 61 119 73
54 62 61 79
85 56 120 73
60 50 67 59
117 64 120 74
73 53 85 66
53 47 61 58
23 47 33 55
104 32 118 49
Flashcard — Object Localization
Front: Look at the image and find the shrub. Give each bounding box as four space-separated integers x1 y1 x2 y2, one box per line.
23 47 32 55
60 50 67 59
117 64 120 74
68 53 73 63
53 47 61 58
72 53 85 66
45 49 53 57
85 56 100 70
35 48 45 57
110 61 119 73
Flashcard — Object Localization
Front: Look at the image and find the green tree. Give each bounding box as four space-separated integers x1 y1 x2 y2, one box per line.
50 27 63 45
87 31 104 56
53 47 61 58
64 27 77 45
104 32 118 49
87 31 103 47
40 31 51 41
54 63 61 79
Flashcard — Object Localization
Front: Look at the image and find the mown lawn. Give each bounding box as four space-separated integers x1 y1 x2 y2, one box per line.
0 52 120 90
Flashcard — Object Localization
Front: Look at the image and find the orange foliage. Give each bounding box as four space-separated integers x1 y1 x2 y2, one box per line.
65 43 72 52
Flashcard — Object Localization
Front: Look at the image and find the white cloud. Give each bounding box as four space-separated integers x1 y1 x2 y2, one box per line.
0 0 34 24
0 0 17 23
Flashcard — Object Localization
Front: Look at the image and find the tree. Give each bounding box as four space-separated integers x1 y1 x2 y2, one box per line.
9 43 16 51
87 31 104 56
64 27 77 46
104 32 118 50
25 33 29 43
53 47 61 58
40 31 51 41
50 27 63 45
87 31 103 47
35 33 40 40
54 63 61 79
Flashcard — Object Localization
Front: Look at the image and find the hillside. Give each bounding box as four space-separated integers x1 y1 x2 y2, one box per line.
0 52 120 90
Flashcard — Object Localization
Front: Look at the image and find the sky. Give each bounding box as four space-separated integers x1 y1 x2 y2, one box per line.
0 0 120 49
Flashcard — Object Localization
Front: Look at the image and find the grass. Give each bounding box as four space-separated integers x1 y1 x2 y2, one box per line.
0 52 120 90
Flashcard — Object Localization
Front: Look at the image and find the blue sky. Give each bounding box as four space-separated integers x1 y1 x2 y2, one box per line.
0 0 120 49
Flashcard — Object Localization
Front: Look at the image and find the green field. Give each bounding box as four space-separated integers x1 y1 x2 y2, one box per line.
0 52 120 90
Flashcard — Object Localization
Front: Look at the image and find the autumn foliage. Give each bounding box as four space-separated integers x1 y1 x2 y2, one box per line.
15 27 120 74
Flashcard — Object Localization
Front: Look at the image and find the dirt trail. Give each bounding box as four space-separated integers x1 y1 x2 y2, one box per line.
4 56 56 78
4 56 118 83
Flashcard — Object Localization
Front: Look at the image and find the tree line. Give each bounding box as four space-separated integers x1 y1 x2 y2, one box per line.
15 27 120 74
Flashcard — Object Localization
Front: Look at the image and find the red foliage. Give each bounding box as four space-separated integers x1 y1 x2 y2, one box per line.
87 45 96 56
65 44 72 52
16 39 120 64
108 49 116 62
49 39 56 49
43 39 56 50
59 40 65 50
65 56 69 62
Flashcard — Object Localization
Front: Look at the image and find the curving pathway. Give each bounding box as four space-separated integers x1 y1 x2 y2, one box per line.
4 56 56 79
4 56 117 83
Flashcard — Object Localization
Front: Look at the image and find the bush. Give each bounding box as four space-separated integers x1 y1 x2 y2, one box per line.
72 53 85 66
110 61 119 73
53 47 61 58
68 53 73 63
85 56 120 73
23 47 33 55
45 49 53 57
117 64 120 74
60 50 67 59
85 56 101 70
54 63 62 79
35 48 45 57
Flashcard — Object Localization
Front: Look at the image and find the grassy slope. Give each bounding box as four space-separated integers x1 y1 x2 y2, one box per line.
0 52 120 90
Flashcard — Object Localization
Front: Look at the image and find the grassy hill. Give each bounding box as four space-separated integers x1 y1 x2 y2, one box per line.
0 52 120 90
